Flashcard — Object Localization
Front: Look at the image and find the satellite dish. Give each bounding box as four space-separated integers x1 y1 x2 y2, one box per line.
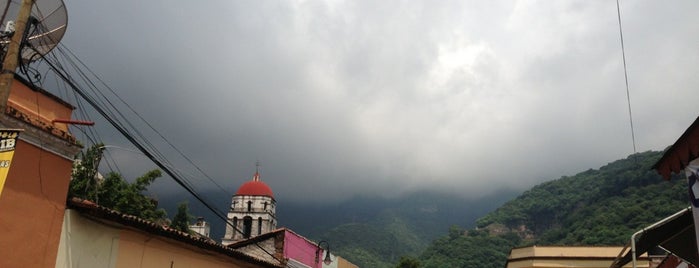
0 0 67 62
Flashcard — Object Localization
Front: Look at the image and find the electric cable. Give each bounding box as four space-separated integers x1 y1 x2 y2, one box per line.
23 19 286 264
31 44 287 266
57 43 232 196
616 0 637 156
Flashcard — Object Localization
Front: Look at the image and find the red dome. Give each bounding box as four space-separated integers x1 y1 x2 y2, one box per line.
235 172 274 198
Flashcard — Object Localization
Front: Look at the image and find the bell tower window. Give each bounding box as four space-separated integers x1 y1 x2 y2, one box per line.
258 217 263 235
243 216 252 238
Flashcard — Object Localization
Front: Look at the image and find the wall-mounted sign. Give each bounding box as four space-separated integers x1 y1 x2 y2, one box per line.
0 129 22 198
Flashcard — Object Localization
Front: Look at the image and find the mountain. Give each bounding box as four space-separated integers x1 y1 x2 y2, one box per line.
305 191 518 267
416 150 688 268
158 188 518 268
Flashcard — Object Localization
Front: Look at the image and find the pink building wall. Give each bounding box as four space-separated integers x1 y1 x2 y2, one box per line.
283 230 324 268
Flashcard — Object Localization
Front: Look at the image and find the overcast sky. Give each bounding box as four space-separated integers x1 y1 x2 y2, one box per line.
51 0 699 202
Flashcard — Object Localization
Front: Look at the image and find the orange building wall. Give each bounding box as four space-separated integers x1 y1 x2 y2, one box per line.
7 80 73 132
0 78 77 267
336 257 360 268
0 140 74 267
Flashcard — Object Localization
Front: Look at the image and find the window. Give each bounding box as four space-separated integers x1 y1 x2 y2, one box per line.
263 201 268 211
243 216 252 238
258 217 263 235
247 201 252 212
232 217 238 238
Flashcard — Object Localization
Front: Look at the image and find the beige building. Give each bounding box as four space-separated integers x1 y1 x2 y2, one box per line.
506 246 652 268
56 198 281 268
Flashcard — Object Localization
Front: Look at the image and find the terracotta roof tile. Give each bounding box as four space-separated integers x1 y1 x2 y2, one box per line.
653 115 699 180
66 197 282 268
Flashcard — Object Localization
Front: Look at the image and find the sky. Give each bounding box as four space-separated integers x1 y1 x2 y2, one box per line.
42 0 699 202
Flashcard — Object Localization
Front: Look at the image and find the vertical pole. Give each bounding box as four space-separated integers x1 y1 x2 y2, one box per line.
0 0 34 112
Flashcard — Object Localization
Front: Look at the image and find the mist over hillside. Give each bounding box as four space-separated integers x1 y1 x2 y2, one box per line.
416 150 688 268
158 188 519 251
150 150 687 267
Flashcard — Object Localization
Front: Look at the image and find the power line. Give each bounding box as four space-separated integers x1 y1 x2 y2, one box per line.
28 43 286 265
616 0 637 156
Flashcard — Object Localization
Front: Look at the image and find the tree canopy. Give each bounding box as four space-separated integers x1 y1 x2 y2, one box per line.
172 201 193 233
413 151 688 268
69 143 168 223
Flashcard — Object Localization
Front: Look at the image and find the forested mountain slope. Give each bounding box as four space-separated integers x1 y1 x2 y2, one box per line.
417 150 688 268
308 191 517 268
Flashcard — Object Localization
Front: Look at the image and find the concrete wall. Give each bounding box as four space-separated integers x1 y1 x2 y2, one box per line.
224 195 276 244
0 77 79 268
115 231 239 268
322 253 338 268
284 230 320 268
234 238 280 265
0 140 74 267
55 210 120 268
506 246 650 268
7 79 73 133
56 209 270 268
283 230 341 268
336 256 359 268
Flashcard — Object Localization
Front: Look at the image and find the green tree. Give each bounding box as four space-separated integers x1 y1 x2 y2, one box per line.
70 144 168 223
417 151 688 268
172 201 193 233
69 143 105 201
395 256 421 268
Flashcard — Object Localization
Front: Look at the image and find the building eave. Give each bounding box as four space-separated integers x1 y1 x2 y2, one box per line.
67 197 283 268
653 115 699 180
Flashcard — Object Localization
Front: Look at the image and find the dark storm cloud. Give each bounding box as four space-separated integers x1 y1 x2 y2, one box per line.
60 0 699 201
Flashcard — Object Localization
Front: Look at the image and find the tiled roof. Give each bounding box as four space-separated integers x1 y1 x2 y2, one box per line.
5 105 77 144
226 227 320 250
226 228 288 249
235 171 275 199
67 197 283 268
653 115 699 180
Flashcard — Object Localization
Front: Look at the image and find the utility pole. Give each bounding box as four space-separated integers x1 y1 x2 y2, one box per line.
0 0 35 112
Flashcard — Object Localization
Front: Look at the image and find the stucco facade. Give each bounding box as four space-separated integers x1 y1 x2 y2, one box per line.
506 246 650 268
57 200 281 268
223 171 277 245
0 77 80 268
228 228 358 268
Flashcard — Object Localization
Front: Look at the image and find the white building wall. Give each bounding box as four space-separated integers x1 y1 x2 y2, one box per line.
322 253 339 268
55 210 120 268
222 195 276 245
189 219 210 238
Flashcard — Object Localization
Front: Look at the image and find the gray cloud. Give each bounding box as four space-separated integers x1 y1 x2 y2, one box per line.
58 0 699 202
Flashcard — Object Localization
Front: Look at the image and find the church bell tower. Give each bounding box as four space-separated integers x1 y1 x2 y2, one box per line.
221 165 276 246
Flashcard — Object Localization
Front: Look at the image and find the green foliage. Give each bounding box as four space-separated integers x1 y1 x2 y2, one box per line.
420 228 518 268
321 223 402 268
308 191 516 268
416 151 688 268
69 143 105 201
172 201 193 233
70 144 168 223
395 256 421 268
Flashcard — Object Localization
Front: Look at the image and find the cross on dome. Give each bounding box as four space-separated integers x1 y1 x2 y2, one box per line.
234 162 274 199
